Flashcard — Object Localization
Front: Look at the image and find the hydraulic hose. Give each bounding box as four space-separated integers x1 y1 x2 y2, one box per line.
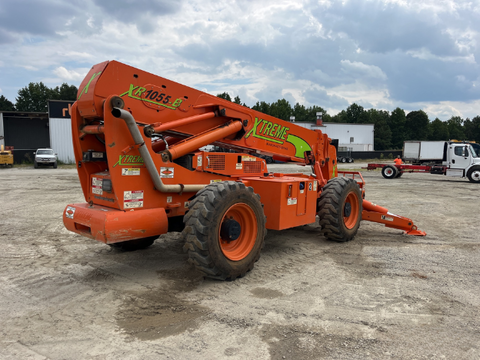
111 107 205 194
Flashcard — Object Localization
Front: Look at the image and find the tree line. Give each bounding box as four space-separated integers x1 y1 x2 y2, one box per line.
0 83 478 151
0 82 78 113
218 92 480 150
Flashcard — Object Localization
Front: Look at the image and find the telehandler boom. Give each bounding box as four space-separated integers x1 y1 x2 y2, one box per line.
64 61 425 280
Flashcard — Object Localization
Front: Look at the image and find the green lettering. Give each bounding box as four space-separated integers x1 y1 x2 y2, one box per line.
269 124 278 137
172 98 183 108
134 87 146 97
259 120 268 133
263 121 273 135
245 118 263 138
281 127 289 140
77 72 102 100
113 155 126 167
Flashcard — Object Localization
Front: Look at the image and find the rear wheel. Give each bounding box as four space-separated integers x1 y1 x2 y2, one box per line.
109 236 157 251
347 158 354 163
381 165 398 179
318 177 362 242
395 171 403 178
341 157 347 163
34 161 38 169
182 181 266 280
467 166 480 183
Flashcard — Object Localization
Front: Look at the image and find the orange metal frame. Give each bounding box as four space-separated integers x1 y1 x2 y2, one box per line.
63 60 425 244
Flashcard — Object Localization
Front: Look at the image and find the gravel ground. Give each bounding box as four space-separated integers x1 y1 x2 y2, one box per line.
0 163 479 359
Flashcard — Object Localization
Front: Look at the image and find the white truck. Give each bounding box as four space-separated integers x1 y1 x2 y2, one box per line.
366 141 480 183
34 148 58 168
403 140 480 164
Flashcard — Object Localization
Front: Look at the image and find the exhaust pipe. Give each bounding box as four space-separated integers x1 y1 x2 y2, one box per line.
111 107 205 194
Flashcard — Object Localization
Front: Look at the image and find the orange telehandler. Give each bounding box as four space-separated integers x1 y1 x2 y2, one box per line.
63 61 425 280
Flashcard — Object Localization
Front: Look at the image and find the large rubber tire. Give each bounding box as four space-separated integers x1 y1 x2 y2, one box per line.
395 171 403 178
109 236 157 251
182 181 266 280
467 166 480 183
381 165 398 179
341 157 347 163
53 162 57 169
318 177 362 242
347 158 354 163
34 161 38 169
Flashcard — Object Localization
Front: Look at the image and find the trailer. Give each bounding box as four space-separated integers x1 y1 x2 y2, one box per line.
337 146 354 163
366 141 480 183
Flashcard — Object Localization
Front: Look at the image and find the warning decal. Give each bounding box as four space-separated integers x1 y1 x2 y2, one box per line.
124 190 144 209
160 167 174 178
122 168 140 176
92 177 103 195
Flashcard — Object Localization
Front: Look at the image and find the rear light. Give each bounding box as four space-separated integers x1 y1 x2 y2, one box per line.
102 179 112 192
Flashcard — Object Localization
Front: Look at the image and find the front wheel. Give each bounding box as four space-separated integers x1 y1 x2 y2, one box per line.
381 165 398 179
467 166 480 183
182 181 266 280
318 177 362 242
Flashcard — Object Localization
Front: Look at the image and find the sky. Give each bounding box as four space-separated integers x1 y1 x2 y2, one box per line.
0 0 479 120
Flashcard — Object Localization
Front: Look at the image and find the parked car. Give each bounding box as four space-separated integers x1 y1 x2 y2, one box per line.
34 148 57 168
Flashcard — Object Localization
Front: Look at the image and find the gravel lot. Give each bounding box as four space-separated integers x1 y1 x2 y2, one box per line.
0 163 479 359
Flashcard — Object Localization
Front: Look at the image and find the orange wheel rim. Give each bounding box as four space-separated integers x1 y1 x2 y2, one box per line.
219 203 257 261
343 192 360 229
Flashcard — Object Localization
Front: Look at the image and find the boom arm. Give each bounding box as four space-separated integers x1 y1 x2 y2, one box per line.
76 61 337 186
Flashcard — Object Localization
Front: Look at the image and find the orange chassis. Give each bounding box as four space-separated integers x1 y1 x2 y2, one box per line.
63 60 425 279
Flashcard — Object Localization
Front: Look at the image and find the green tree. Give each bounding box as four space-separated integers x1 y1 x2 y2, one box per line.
405 110 430 140
306 105 328 123
233 95 241 105
367 109 392 150
429 118 449 140
345 103 369 123
330 109 348 123
52 83 77 100
252 101 271 115
463 116 480 143
0 95 15 111
15 82 54 112
216 92 232 102
388 108 407 149
446 116 465 140
293 103 308 122
269 99 292 121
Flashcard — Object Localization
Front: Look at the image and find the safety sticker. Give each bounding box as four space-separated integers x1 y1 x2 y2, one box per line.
184 201 190 208
313 181 318 191
197 156 202 167
381 215 394 222
65 206 75 219
242 155 257 162
236 163 243 170
287 198 297 205
124 190 144 209
210 179 222 183
122 168 140 176
160 167 174 178
92 177 103 195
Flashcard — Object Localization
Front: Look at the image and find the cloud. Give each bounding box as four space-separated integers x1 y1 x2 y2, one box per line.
0 0 479 120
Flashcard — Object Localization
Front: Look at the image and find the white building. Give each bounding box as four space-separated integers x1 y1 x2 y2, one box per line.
294 122 374 151
48 100 75 164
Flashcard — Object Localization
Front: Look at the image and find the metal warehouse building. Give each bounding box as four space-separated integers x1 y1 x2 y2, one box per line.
294 122 374 151
0 100 75 164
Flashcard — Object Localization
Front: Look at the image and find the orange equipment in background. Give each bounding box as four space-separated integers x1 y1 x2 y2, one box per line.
63 61 425 280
